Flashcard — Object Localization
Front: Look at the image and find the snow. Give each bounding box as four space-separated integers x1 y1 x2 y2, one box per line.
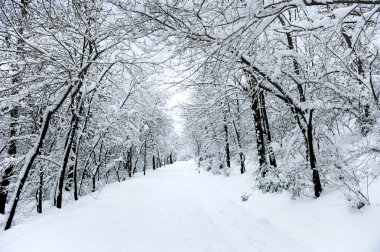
332 5 357 19
1 160 380 252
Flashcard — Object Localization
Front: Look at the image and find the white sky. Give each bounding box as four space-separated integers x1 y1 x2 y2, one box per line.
152 66 191 135
166 90 190 134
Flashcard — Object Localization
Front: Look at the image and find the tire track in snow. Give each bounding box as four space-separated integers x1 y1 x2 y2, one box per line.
183 168 260 252
183 166 313 252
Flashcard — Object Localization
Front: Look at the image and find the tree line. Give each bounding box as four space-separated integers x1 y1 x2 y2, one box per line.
1 0 379 230
0 0 177 230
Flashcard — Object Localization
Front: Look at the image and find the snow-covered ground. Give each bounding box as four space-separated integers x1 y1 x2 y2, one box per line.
1 160 379 252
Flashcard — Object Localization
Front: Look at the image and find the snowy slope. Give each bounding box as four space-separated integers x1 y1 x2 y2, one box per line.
0 160 379 252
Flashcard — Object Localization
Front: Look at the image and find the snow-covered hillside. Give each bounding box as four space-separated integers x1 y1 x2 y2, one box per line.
1 160 379 252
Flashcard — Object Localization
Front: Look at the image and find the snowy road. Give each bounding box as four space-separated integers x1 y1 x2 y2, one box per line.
0 161 311 252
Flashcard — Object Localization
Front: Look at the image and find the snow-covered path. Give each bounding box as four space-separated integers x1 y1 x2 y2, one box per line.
0 160 311 252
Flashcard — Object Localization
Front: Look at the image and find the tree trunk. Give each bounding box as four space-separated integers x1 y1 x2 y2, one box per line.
128 153 133 178
251 92 267 175
143 140 147 175
0 0 28 215
223 114 231 168
127 147 133 177
157 152 161 168
73 91 95 200
230 96 245 174
357 58 371 136
133 157 139 175
73 155 79 200
78 134 104 196
65 143 76 192
115 164 120 182
195 139 201 168
234 118 246 174
307 110 322 197
56 94 82 208
280 22 321 197
92 142 103 192
5 82 78 230
92 175 96 192
36 165 43 214
0 107 18 214
246 74 268 175
259 91 277 168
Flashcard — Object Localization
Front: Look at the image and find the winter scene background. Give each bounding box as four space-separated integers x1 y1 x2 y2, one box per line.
0 0 380 251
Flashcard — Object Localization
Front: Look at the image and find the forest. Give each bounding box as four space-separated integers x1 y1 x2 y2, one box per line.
0 0 379 247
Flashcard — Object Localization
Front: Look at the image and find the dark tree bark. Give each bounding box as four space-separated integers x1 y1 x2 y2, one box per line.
245 73 271 175
143 140 147 175
5 81 78 230
277 19 321 196
233 122 246 174
92 175 96 192
65 142 76 192
56 19 96 206
152 155 156 170
127 147 133 177
36 165 43 214
259 92 277 168
133 158 138 175
128 152 133 178
357 58 371 136
73 94 92 200
253 98 267 170
78 134 103 196
56 92 83 208
303 0 380 5
307 110 322 197
0 107 18 214
241 54 323 197
92 142 103 192
250 88 268 175
157 152 161 168
194 137 201 168
73 155 79 200
55 21 97 203
56 125 77 207
0 0 28 215
229 97 246 174
223 114 231 168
